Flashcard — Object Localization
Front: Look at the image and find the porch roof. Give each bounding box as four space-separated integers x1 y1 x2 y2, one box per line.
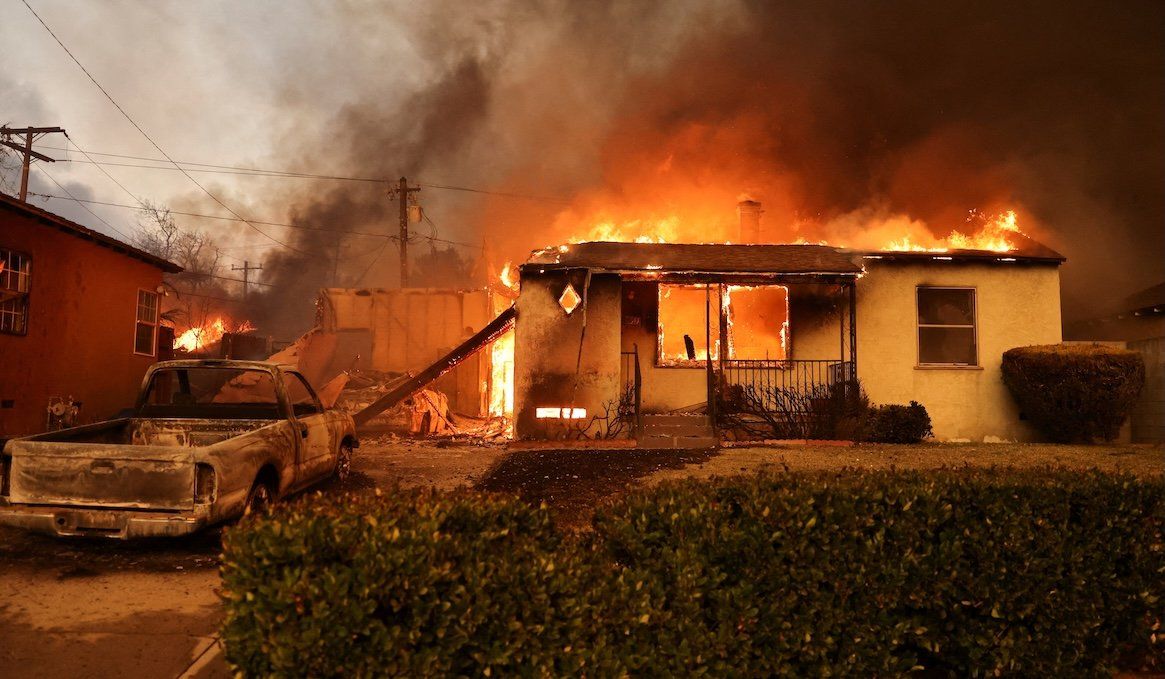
523 242 863 277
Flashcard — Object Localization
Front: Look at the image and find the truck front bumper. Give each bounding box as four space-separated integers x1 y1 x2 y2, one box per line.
0 504 208 539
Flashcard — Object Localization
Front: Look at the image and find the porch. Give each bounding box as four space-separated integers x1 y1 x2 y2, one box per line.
515 242 863 442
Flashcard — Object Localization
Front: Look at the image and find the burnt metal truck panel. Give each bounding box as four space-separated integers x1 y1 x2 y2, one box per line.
9 444 196 510
0 359 357 539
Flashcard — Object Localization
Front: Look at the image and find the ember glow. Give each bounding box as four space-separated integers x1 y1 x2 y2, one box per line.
173 316 256 352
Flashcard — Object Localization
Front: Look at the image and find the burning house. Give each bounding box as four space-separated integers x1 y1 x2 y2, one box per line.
512 205 1065 444
0 194 182 438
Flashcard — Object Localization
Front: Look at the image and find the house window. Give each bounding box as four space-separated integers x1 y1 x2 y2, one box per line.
657 283 789 366
917 287 977 366
725 285 789 361
658 284 722 365
135 289 159 356
0 248 31 335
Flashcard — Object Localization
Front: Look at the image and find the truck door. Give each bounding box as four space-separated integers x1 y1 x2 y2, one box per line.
283 371 335 482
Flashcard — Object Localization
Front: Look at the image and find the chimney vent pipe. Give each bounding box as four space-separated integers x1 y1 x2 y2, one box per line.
737 200 763 243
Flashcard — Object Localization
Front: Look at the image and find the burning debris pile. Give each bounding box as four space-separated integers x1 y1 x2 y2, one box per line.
336 371 509 440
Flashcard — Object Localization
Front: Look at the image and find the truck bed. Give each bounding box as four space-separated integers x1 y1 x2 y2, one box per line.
5 418 278 510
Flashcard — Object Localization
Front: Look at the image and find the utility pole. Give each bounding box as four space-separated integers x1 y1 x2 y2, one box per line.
0 126 66 201
389 177 421 288
231 260 263 301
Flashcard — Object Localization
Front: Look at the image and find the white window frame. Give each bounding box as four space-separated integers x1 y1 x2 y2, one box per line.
916 286 979 367
134 288 159 357
0 247 32 336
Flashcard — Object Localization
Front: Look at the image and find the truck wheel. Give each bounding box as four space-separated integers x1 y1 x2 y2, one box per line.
244 481 274 517
334 442 353 481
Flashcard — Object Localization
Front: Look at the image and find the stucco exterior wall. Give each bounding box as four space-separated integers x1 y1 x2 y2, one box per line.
513 272 622 439
1 211 167 437
854 260 1062 441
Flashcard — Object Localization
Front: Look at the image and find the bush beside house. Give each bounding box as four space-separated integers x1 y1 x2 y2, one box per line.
221 471 1164 676
1002 344 1146 442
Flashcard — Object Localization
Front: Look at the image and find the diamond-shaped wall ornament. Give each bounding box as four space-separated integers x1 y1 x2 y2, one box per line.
559 283 582 315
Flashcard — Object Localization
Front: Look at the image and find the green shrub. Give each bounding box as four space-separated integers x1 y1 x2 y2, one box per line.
593 470 1164 676
222 472 1165 677
1002 343 1145 442
219 489 649 677
865 400 933 443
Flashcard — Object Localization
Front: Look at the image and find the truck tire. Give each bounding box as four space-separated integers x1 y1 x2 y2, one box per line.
243 480 274 517
334 441 353 481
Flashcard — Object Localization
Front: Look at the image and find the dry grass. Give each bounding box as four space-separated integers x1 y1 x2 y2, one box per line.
642 442 1164 487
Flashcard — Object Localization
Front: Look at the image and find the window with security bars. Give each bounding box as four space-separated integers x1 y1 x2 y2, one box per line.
0 248 31 335
917 287 977 366
135 289 159 356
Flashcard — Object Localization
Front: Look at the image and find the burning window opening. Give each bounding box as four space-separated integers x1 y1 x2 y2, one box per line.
535 407 587 419
657 283 789 366
657 284 721 366
724 285 790 361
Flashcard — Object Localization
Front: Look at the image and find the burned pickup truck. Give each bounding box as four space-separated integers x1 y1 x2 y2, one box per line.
0 360 357 538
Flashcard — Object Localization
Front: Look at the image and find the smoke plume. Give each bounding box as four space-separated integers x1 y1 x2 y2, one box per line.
194 0 1162 336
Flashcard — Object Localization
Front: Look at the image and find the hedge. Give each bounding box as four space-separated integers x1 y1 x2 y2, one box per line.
221 471 1164 676
865 400 933 443
1002 343 1145 442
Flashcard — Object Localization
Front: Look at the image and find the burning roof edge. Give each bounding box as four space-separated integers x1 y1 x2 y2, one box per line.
522 237 1064 276
0 192 183 273
859 232 1065 265
523 242 863 275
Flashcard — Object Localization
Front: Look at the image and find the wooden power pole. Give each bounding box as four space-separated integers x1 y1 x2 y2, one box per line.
0 126 66 201
231 260 263 301
391 177 421 288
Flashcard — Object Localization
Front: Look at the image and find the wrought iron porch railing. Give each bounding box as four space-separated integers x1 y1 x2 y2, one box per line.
619 345 643 436
717 359 856 440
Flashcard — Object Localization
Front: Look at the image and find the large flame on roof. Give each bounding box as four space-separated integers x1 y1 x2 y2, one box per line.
174 316 256 352
883 210 1022 253
556 207 1024 254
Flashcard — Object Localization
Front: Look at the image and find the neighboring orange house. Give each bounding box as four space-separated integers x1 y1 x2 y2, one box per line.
0 193 181 439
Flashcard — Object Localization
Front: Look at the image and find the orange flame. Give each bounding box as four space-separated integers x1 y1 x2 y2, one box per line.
882 210 1022 253
489 329 514 418
173 316 255 352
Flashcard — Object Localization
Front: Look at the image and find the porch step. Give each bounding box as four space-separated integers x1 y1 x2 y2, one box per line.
638 435 718 450
639 414 716 449
642 423 712 437
642 414 711 426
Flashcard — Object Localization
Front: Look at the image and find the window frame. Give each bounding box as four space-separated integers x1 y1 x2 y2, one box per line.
283 371 324 417
916 285 979 367
0 247 32 336
655 283 722 368
134 288 160 357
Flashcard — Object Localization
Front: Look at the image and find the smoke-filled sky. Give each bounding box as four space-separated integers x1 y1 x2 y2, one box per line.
2 0 1162 334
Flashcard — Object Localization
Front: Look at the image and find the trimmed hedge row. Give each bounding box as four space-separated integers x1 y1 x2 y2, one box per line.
1002 343 1145 442
221 471 1165 676
865 400 933 443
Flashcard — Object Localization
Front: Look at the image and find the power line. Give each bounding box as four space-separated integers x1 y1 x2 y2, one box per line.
38 145 571 204
34 166 136 241
27 191 486 250
21 0 309 255
28 192 394 240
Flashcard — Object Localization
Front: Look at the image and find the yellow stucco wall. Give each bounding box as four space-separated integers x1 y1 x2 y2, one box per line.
513 272 623 439
853 260 1062 441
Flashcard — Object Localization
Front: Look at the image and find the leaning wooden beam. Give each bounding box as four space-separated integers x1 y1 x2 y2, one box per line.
352 305 517 427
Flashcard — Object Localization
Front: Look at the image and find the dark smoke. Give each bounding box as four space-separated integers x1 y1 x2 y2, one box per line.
212 0 1161 337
